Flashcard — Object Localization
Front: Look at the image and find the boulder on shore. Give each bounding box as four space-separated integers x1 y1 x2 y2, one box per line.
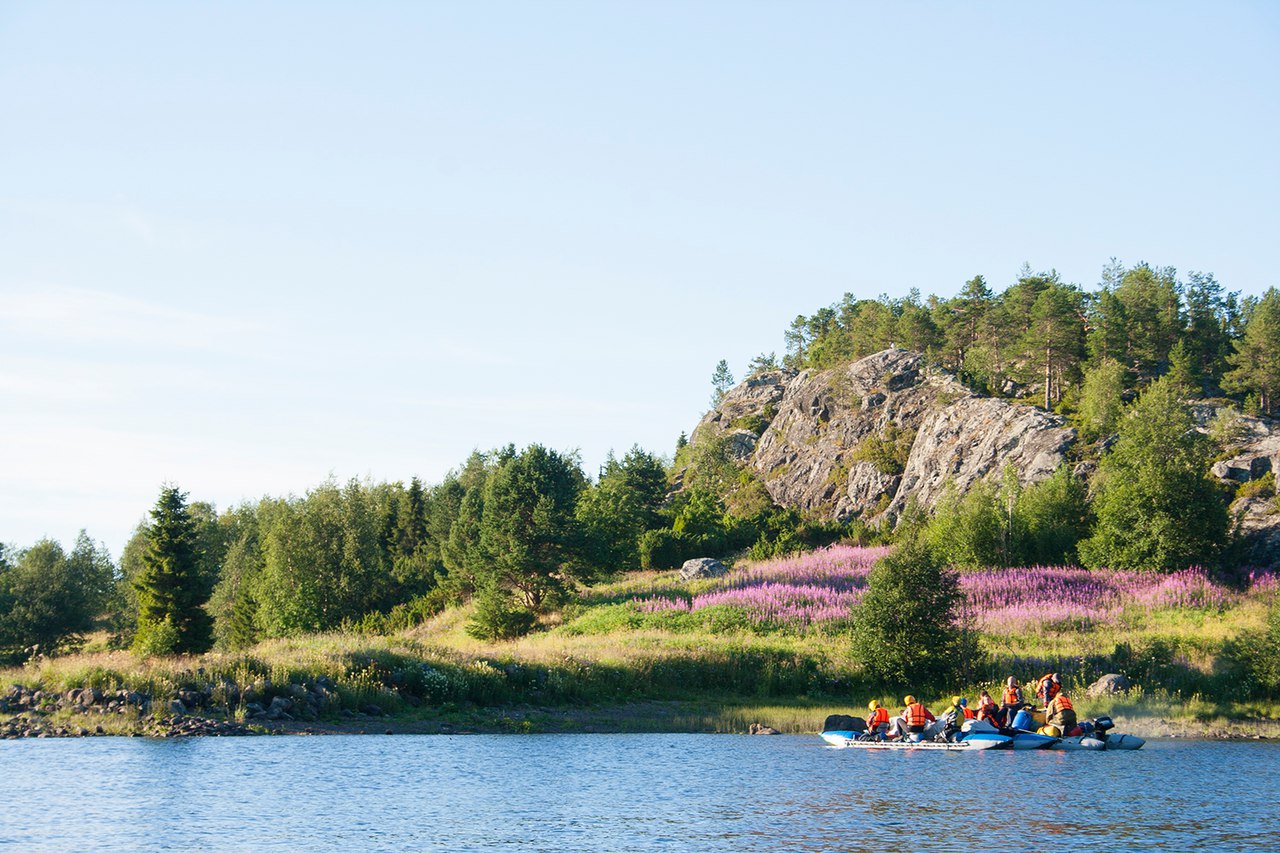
1086 673 1131 697
680 558 727 581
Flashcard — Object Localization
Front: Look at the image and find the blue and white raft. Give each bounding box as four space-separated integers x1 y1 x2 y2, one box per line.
820 713 1145 751
1048 716 1145 751
820 715 1009 751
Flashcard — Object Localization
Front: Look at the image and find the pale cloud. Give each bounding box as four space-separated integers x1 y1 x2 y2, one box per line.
0 283 265 352
119 206 158 245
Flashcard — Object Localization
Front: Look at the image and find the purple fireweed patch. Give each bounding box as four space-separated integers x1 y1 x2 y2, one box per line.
623 545 1279 634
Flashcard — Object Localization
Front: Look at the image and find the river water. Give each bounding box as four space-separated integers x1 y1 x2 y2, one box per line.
1 734 1277 851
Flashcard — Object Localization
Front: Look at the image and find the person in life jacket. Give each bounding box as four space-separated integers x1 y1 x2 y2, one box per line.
1037 673 1062 707
960 697 975 719
888 695 936 739
941 696 968 740
999 677 1025 726
1046 690 1077 733
975 690 1000 724
866 700 891 738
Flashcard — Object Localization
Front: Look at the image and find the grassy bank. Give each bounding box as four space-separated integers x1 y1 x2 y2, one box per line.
3 546 1278 737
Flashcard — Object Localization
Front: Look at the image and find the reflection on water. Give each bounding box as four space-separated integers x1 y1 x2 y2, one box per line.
1 734 1277 852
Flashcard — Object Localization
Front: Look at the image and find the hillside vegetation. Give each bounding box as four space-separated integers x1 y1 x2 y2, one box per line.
4 259 1280 733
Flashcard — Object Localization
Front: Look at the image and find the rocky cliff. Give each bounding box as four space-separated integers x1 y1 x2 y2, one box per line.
694 348 1280 565
1209 413 1280 565
693 349 1076 525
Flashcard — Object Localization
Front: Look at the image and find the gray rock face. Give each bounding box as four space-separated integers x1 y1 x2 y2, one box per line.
680 558 728 581
886 396 1076 519
1086 674 1131 697
1208 412 1280 567
1212 426 1280 484
1231 495 1280 567
692 349 1077 524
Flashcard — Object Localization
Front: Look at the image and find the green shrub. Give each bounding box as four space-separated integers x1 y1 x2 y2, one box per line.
131 617 181 657
729 414 770 436
466 587 536 641
638 529 689 570
851 425 915 476
1236 472 1276 501
852 535 978 689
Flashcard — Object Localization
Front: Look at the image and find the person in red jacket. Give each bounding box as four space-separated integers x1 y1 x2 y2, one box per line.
888 695 936 740
1036 673 1062 708
975 689 1000 724
866 700 891 738
999 676 1026 726
1046 690 1077 733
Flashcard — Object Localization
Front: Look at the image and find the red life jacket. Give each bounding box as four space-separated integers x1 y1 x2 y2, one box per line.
962 706 976 719
869 707 890 727
904 703 931 727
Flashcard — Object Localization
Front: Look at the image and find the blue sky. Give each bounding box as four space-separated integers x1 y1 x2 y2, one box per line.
2 1 1278 558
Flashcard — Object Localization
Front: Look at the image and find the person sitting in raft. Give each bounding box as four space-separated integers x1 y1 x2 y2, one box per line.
1045 690 1077 734
866 700 891 738
1000 677 1024 726
960 697 975 719
1036 673 1062 708
940 696 968 740
975 690 1000 724
888 695 936 740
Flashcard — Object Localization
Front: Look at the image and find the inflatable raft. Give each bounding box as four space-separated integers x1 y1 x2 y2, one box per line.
821 713 1144 751
1048 716 1145 750
821 715 1012 750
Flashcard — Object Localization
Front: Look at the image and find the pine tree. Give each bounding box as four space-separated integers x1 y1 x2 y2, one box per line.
710 359 735 407
1021 284 1085 409
133 486 212 655
1224 288 1280 415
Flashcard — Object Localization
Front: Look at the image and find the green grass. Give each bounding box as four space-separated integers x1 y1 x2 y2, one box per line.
3 564 1277 735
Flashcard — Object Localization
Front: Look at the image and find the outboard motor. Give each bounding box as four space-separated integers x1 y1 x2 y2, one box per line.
1092 715 1115 735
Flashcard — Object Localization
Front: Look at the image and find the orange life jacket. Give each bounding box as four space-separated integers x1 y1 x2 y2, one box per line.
962 706 976 719
904 702 930 727
1002 686 1021 705
977 699 999 721
1049 693 1073 714
1037 674 1060 703
869 707 890 727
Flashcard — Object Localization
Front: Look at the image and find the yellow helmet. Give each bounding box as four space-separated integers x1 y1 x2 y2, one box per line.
903 695 916 706
951 695 962 706
868 700 880 711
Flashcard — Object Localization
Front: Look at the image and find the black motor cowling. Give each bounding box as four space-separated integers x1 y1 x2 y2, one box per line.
1092 715 1115 732
822 714 867 733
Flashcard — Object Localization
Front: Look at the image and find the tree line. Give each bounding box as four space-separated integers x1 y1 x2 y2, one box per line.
3 258 1276 663
778 260 1280 416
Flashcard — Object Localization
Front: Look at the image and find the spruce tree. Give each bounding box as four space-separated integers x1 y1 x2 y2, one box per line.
133 486 212 655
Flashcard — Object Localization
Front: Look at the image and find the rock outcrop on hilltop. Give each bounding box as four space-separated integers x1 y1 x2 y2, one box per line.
693 349 1077 525
1207 412 1280 566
